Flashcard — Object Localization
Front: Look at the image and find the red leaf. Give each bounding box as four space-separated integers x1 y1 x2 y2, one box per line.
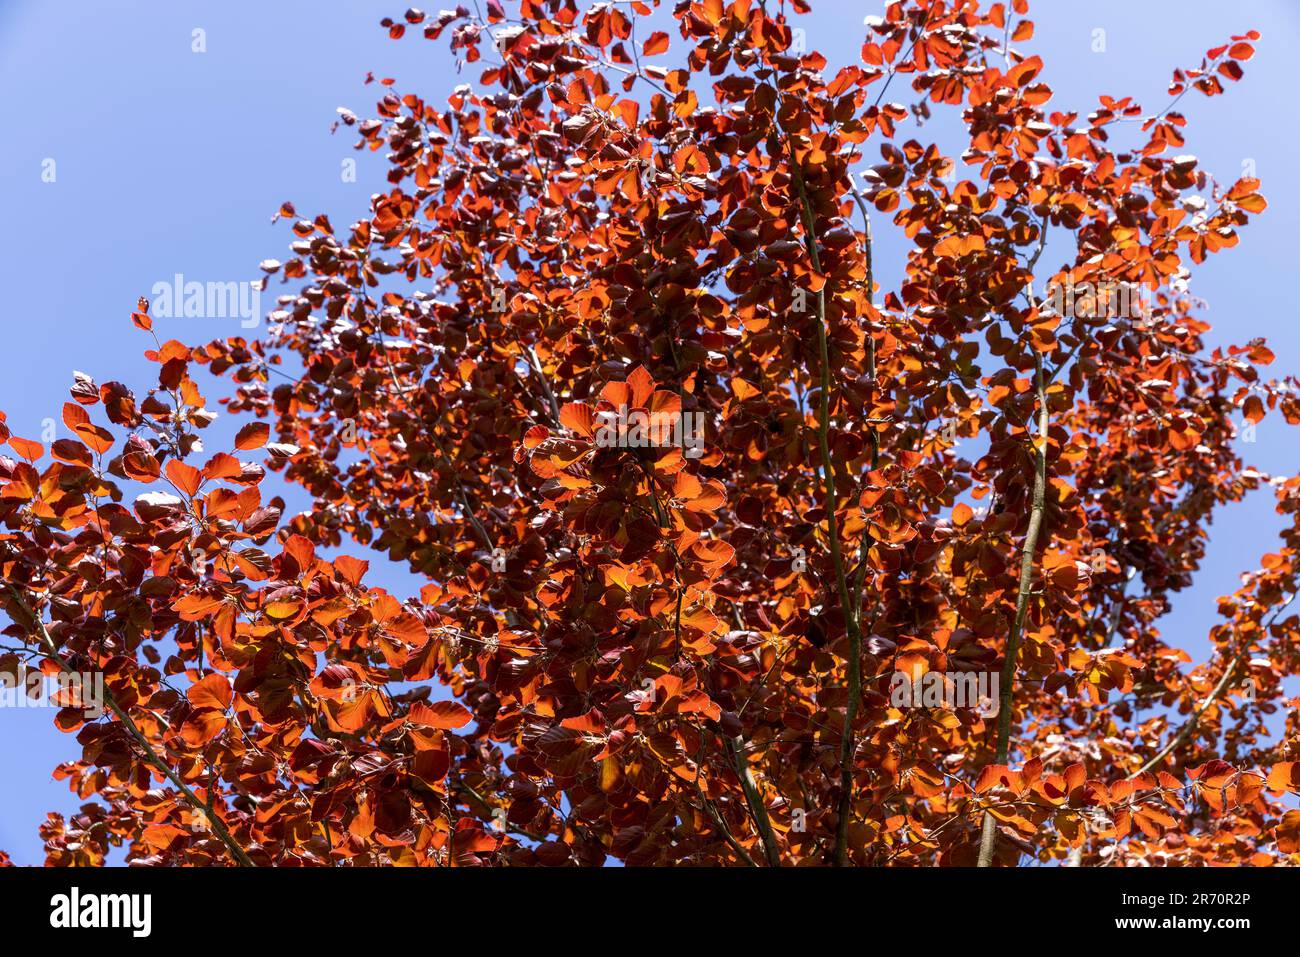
123 451 161 482
410 700 472 729
234 422 270 450
187 673 233 711
7 437 43 461
558 402 594 438
166 460 202 496
642 31 669 56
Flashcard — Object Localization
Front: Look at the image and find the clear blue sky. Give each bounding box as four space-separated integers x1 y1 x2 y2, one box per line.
0 0 1296 864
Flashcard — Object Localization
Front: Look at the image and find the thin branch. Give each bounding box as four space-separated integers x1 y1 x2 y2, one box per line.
976 351 1050 868
694 789 759 867
3 584 255 867
723 734 781 866
453 778 549 843
847 172 879 625
783 128 863 867
1128 660 1242 780
1128 593 1296 780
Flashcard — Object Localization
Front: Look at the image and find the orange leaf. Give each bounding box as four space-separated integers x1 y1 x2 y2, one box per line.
559 402 595 438
203 452 243 481
1243 395 1265 424
265 600 303 621
1268 762 1300 793
73 423 114 455
62 403 90 431
187 673 233 711
165 460 202 495
7 437 43 461
410 700 472 729
173 594 224 621
334 555 369 587
123 451 161 483
234 422 270 450
1278 809 1300 854
180 709 227 746
642 31 669 56
975 764 1019 794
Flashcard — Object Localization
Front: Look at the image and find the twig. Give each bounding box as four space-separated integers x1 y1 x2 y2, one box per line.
976 352 1050 868
3 584 255 867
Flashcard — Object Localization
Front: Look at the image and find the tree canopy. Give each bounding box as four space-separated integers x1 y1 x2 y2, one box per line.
3 0 1297 868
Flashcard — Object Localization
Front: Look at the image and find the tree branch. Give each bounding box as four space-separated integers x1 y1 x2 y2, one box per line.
723 734 781 866
4 584 255 867
976 352 1049 868
1128 592 1294 780
783 132 864 866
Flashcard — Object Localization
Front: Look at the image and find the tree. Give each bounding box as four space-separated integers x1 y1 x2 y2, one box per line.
1 0 1295 867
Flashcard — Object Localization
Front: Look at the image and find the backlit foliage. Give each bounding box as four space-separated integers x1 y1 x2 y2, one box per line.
3 0 1298 866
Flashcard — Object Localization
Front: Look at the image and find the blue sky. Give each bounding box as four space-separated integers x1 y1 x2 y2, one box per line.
0 0 1297 864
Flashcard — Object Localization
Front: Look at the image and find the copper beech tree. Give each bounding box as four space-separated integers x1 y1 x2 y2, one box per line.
2 0 1297 868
